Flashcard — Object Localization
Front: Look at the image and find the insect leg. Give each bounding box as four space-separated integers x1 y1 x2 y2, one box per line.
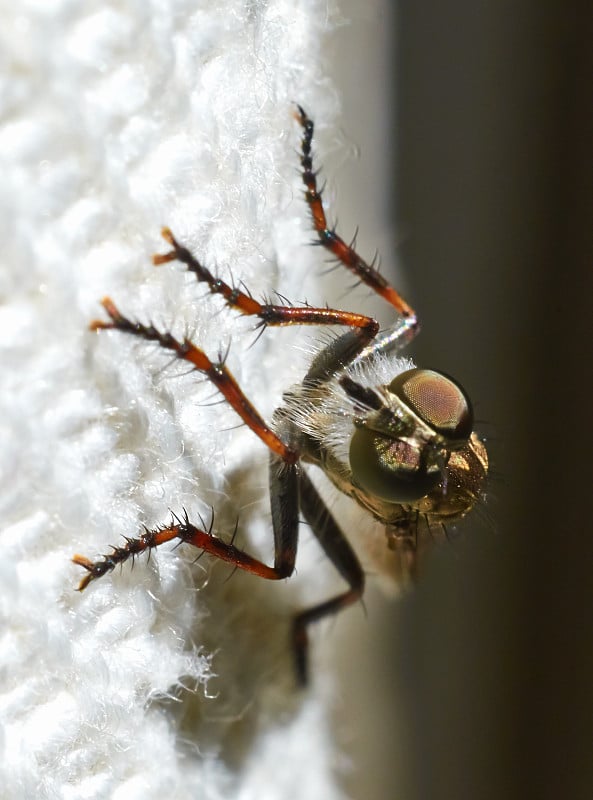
293 468 365 685
269 452 300 580
90 297 297 463
295 105 417 326
73 488 298 591
78 302 301 589
154 227 379 344
75 444 300 593
153 228 384 375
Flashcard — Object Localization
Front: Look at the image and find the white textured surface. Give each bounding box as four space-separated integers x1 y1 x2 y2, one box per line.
0 2 351 798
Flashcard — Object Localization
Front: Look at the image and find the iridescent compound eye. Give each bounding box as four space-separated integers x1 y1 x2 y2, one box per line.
387 368 473 443
349 427 441 503
349 369 474 503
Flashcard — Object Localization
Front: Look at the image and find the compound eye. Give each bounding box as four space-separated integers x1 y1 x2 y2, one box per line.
388 368 473 442
349 427 440 503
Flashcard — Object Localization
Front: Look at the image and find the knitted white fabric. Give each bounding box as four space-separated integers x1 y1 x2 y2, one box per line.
0 1 358 798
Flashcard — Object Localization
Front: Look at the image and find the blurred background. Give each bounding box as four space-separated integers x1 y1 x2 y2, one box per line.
327 2 593 798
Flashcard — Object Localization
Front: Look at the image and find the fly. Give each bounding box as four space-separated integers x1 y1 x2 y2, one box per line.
73 106 488 684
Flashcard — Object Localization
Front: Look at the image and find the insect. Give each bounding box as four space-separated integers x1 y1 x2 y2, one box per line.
74 106 488 684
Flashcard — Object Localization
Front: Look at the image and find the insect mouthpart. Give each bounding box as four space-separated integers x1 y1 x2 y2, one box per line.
348 368 474 504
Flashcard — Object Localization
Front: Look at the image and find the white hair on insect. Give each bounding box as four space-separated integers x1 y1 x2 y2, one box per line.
284 351 416 464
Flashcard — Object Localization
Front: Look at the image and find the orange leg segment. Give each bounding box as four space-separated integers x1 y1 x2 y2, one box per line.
91 298 298 464
295 104 416 323
73 508 294 591
153 228 379 339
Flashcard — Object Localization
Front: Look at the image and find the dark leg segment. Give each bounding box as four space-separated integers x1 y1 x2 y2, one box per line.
295 105 417 328
293 468 365 684
269 454 301 578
